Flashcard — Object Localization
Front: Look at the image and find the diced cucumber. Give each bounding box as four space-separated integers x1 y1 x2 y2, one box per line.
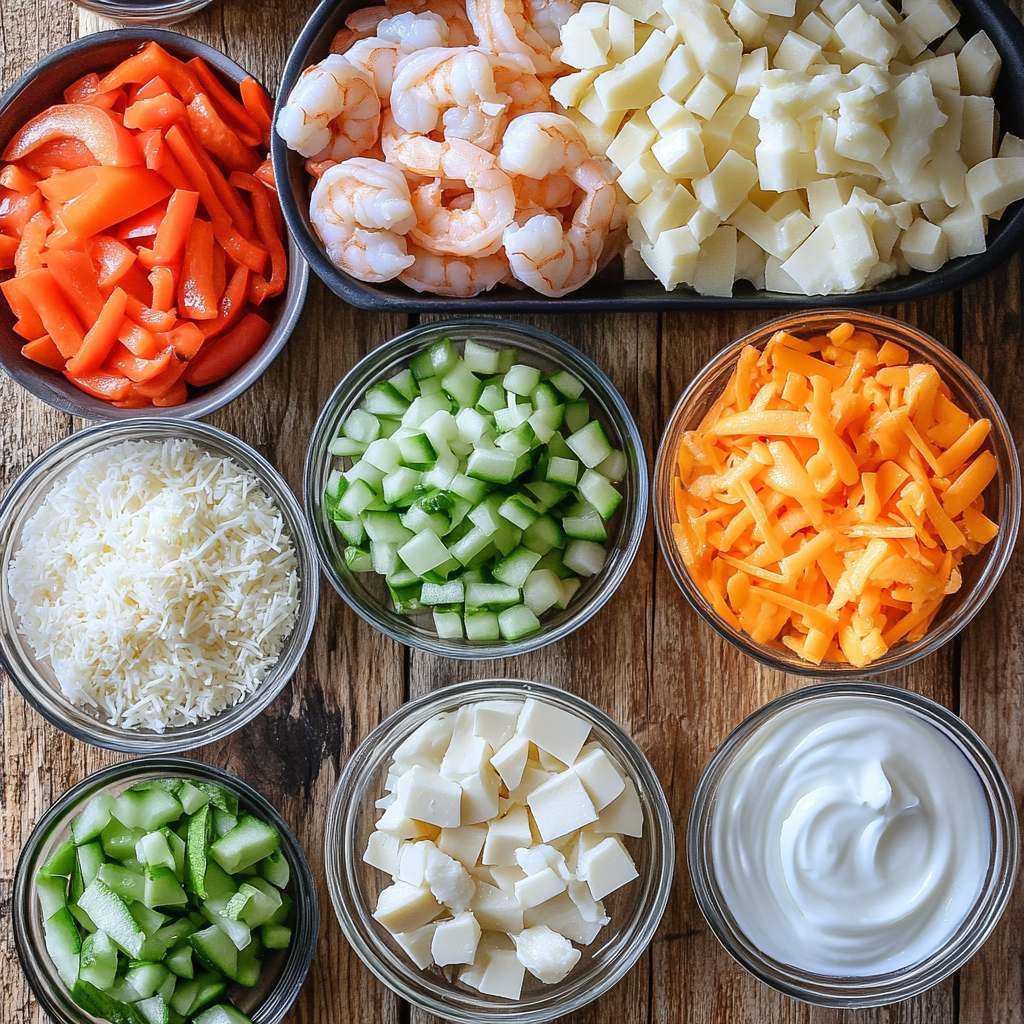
477 383 505 413
192 1005 254 1024
137 832 176 873
342 408 381 443
389 367 418 401
371 540 399 577
465 610 501 640
466 448 516 484
396 430 436 465
334 517 368 548
186 805 211 900
463 338 501 374
382 466 422 505
70 980 147 1024
563 538 608 576
143 867 188 909
202 898 251 951
433 609 463 638
442 359 483 408
397 531 450 576
189 784 237 817
261 923 292 950
363 381 411 416
496 347 517 372
260 850 291 890
166 943 195 979
492 546 543 589
528 405 564 442
337 478 376 518
178 783 210 817
77 842 107 888
522 514 566 554
596 448 627 482
503 363 542 396
136 995 170 1024
578 468 622 519
557 577 581 609
362 438 402 473
531 380 561 408
212 810 238 841
566 419 612 468
345 546 373 573
44 906 81 988
497 604 541 640
499 494 541 529
41 838 76 877
401 504 449 538
363 510 414 545
73 792 115 845
127 902 168 936
465 582 521 609
523 569 565 616
420 580 465 605
97 861 146 903
102 820 148 862
563 502 608 542
125 962 170 999
402 392 451 428
493 402 531 433
78 879 145 958
549 369 585 400
546 456 579 486
209 817 281 875
328 436 367 458
190 972 230 1012
189 925 238 978
203 862 237 902
79 929 118 990
37 871 69 920
344 459 385 490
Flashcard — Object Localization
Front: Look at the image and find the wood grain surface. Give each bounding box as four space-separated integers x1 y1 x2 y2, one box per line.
1 1 1022 1022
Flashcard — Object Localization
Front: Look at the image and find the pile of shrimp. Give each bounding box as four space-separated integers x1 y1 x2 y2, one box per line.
276 0 625 297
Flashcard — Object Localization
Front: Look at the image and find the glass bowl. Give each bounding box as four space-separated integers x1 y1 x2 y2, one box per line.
0 28 307 420
13 756 319 1024
688 682 1018 1007
653 309 1021 677
324 678 674 1024
304 317 648 658
0 418 319 752
69 0 215 23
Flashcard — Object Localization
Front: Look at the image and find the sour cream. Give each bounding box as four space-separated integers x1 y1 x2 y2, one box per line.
710 695 991 977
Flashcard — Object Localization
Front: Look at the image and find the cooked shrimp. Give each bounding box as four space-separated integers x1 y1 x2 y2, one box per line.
525 0 579 47
399 242 511 295
407 138 516 257
390 47 511 152
497 110 593 178
466 0 559 74
385 0 477 46
513 172 576 211
277 55 380 162
492 57 552 119
330 6 391 54
381 110 448 175
310 159 417 282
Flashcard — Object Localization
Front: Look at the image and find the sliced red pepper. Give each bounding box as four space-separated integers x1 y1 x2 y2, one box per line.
43 249 105 325
1 275 46 338
0 188 43 236
186 92 260 174
65 286 127 376
99 43 200 104
37 167 100 203
21 334 66 370
117 200 168 242
135 75 177 102
200 264 250 339
111 391 153 409
140 131 192 192
178 218 219 320
48 167 173 249
149 266 177 311
230 172 287 302
0 233 17 270
14 210 50 276
152 377 188 406
117 260 155 305
168 321 205 359
239 78 274 149
3 104 142 167
137 188 199 268
117 318 159 359
183 311 271 386
0 164 42 193
65 73 102 104
188 58 262 147
104 341 173 382
124 94 188 132
65 369 132 401
88 235 137 287
254 159 275 190
124 294 177 333
211 241 227 299
14 267 85 357
21 138 98 176
133 351 188 398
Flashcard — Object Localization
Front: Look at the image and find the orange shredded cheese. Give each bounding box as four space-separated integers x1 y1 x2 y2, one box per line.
671 323 1000 668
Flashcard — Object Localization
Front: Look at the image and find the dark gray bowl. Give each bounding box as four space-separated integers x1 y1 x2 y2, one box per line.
272 0 1024 312
0 29 308 420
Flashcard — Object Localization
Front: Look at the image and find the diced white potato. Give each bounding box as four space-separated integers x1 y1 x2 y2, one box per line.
364 831 402 875
834 5 898 65
550 67 603 108
432 911 482 967
471 880 525 933
514 925 582 984
664 0 744 87
576 836 640 901
482 805 534 866
693 224 739 295
594 28 674 110
773 31 823 71
652 125 709 177
957 30 1001 97
899 217 949 271
961 95 996 168
735 46 769 94
394 922 438 970
735 232 768 286
684 73 729 118
373 881 442 934
606 110 659 171
649 94 700 134
901 0 959 47
728 0 769 47
438 824 488 869
965 157 1024 216
659 43 703 100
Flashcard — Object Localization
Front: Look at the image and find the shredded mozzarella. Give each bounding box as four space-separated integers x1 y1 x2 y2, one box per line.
8 438 300 732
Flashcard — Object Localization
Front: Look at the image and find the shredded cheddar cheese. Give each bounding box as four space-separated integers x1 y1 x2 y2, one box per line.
672 323 1000 668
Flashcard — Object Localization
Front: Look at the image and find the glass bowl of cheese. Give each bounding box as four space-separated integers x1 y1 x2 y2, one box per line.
324 678 674 1022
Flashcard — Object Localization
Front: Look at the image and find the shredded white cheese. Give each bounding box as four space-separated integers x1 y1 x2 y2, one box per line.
8 438 300 732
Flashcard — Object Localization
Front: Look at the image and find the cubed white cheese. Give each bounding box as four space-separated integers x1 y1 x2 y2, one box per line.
658 43 703 101
694 149 759 218
899 217 949 272
395 765 462 828
373 881 442 934
572 744 626 811
489 863 529 895
397 840 434 887
528 770 599 842
549 68 603 109
516 698 592 766
437 824 487 869
594 28 675 110
965 157 1024 216
901 0 959 47
617 150 676 202
606 110 660 171
728 0 768 48
482 805 534 866
460 765 501 825
652 126 709 178
490 734 530 792
664 0 743 86
394 921 438 970
834 4 898 64
773 31 823 72
632 184 700 240
693 224 739 296
375 800 436 841
425 845 475 913
593 776 644 837
524 890 609 945
440 733 492 781
940 202 987 258
684 74 729 119
960 95 996 168
611 0 664 21
464 945 526 999
735 233 767 287
363 831 402 875
956 30 1000 96
641 224 701 288
649 95 700 135
471 880 525 933
577 837 641 901
506 765 554 808
608 2 638 62
431 911 481 967
515 925 582 984
687 203 721 243
515 866 568 909
393 712 455 766
559 6 612 69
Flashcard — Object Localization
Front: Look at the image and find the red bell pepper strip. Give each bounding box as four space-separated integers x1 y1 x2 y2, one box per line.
15 267 85 358
0 188 43 236
230 172 287 302
104 341 173 382
186 92 261 174
65 286 127 376
1 276 46 338
65 369 132 401
188 58 262 147
99 43 200 104
135 76 176 102
14 210 50 276
123 94 189 132
117 200 168 242
140 131 192 192
152 377 188 406
149 266 177 311
239 78 274 149
137 188 199 268
117 318 159 359
0 164 41 193
178 218 219 320
200 264 250 339
21 335 66 370
88 235 137 287
48 167 173 249
0 233 17 270
168 322 205 359
38 167 100 203
133 350 188 398
65 73 102 104
254 159 275 190
183 311 271 386
21 138 98 176
123 294 177 333
3 104 143 167
43 249 105 326
111 392 152 408
211 242 226 299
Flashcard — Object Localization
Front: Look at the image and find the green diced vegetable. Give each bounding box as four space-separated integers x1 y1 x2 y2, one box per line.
192 1005 254 1024
79 930 118 990
41 838 77 877
73 793 115 845
112 789 183 832
44 906 81 988
78 879 145 958
37 871 69 920
209 816 280 875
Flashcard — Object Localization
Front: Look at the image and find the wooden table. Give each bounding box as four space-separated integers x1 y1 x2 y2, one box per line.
2 1 1023 1020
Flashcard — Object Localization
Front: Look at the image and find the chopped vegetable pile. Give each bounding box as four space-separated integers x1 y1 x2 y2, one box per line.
325 336 628 642
38 775 294 1024
671 321 999 667
0 41 286 408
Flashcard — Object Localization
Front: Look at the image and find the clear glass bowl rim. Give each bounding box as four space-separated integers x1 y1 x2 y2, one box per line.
303 316 649 659
652 308 1022 677
68 0 216 23
0 418 320 753
323 677 676 1024
687 680 1020 1008
13 755 320 1024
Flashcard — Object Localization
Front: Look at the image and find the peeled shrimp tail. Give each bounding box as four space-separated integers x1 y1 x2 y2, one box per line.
399 242 511 295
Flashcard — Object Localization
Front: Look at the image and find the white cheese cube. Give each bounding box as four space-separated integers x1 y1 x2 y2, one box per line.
756 119 803 192
735 47 768 96
578 89 627 135
440 734 492 781
490 734 530 792
824 204 878 288
940 202 987 258
641 224 701 288
515 866 568 908
515 925 582 984
935 26 966 56
961 95 996 168
375 800 436 841
483 805 534 866
373 881 442 933
820 0 855 22
957 30 1001 97
693 224 738 296
888 72 948 187
902 0 959 47
431 911 481 967
833 5 898 65
490 863 528 895
611 0 664 21
663 0 743 86
806 177 848 225
507 765 554 808
527 770 599 842
473 700 522 751
395 765 462 828
438 824 487 869
774 209 814 255
549 68 602 108
425 845 475 913
560 6 612 69
572 746 627 812
728 0 768 48
773 31 823 72
397 840 433 887
617 150 675 202
658 44 702 101
515 843 572 879
684 74 728 119
471 880 525 933
524 891 609 945
899 217 949 272
916 52 960 92
799 10 836 46
608 3 638 62
467 946 526 999
624 244 657 280
694 150 759 219
461 766 501 825
998 133 1024 159
633 184 700 240
563 107 618 156
742 0 794 14
393 712 454 766
649 95 700 134
606 110 659 171
594 776 644 837
779 220 839 293
577 836 640 901
735 232 767 287
363 831 401 875
594 28 674 111
728 201 780 254
764 253 806 292
652 127 709 177
516 698 592 766
394 921 438 970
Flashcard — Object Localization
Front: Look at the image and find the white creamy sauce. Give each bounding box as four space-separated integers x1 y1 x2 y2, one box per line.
711 696 990 977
